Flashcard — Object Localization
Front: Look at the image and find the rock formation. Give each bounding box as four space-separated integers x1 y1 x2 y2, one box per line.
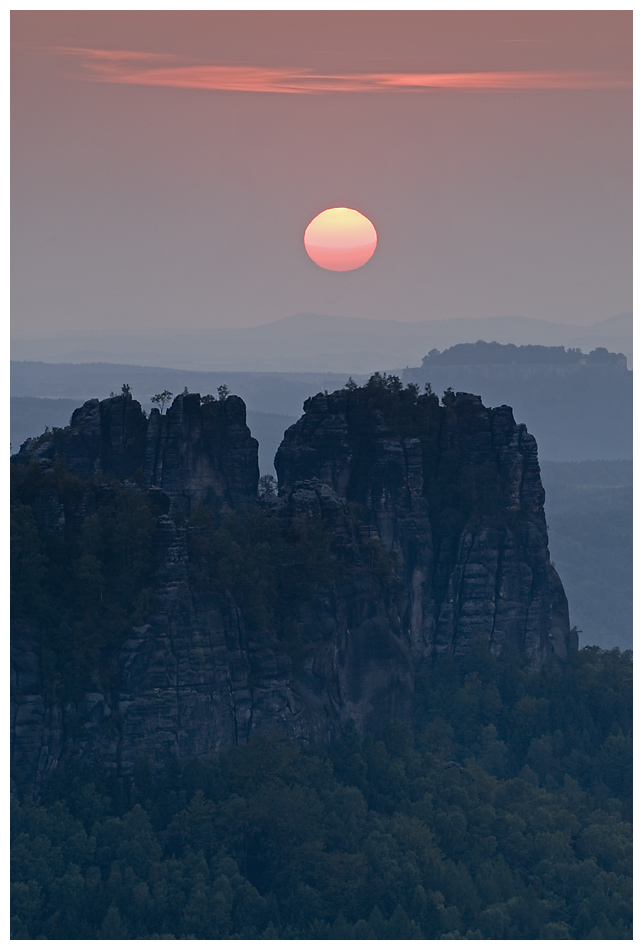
16 391 259 511
276 385 572 663
11 385 574 794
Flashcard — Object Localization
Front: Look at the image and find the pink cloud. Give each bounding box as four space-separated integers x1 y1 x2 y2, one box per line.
53 47 631 94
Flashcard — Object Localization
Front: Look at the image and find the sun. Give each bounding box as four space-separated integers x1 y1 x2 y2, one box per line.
304 207 377 272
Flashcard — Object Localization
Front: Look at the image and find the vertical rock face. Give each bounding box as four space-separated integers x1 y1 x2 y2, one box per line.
142 394 259 510
273 479 415 738
275 386 572 666
112 490 414 768
11 620 65 794
15 392 259 510
11 384 573 793
111 513 308 774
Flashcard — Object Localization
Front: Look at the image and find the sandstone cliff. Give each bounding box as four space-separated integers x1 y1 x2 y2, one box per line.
16 391 259 511
11 384 573 794
276 385 572 665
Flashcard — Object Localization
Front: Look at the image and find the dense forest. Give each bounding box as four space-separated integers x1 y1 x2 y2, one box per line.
12 644 632 939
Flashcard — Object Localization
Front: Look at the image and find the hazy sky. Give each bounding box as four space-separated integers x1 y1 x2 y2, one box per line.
11 10 632 336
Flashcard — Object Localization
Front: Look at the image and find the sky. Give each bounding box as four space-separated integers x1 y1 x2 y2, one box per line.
11 10 632 337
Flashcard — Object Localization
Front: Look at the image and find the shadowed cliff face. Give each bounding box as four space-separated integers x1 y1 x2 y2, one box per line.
275 385 572 666
11 476 414 793
11 385 573 793
16 392 260 511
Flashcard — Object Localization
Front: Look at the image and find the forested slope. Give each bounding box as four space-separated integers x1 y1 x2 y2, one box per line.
11 645 632 939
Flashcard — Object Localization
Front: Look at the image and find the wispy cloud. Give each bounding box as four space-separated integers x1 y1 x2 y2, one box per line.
54 47 631 94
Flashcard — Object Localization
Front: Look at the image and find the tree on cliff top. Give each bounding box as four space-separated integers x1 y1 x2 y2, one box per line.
151 391 173 413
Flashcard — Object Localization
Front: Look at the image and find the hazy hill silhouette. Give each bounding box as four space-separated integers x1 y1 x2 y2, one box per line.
402 343 631 462
11 311 632 373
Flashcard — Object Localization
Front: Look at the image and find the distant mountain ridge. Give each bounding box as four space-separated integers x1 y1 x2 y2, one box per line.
420 340 627 367
11 311 633 372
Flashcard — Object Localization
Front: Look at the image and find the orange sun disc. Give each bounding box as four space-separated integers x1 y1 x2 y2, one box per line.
304 207 377 272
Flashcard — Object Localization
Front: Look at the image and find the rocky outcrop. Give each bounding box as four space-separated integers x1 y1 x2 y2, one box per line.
276 386 572 665
11 480 414 793
113 483 414 769
10 621 65 793
98 512 308 774
14 392 259 511
11 384 573 793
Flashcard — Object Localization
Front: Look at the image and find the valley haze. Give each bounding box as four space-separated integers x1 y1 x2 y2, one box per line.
11 311 632 374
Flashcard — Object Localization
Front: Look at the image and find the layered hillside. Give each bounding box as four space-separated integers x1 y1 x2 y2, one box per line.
11 381 573 793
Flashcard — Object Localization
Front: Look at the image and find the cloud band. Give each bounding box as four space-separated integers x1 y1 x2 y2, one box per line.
54 47 631 95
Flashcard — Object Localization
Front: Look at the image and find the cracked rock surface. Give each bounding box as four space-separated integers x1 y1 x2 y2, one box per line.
11 387 574 794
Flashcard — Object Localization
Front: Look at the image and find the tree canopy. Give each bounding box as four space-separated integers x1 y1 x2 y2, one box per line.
11 645 632 939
